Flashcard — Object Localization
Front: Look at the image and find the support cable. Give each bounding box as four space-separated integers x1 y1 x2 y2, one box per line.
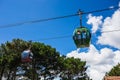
0 6 119 29
33 29 120 41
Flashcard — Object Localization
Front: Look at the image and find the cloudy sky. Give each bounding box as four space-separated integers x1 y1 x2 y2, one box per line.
0 0 120 80
67 2 120 80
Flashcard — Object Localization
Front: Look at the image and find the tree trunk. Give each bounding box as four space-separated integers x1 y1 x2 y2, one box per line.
7 69 12 80
12 68 16 80
68 73 72 80
32 59 36 80
0 66 5 80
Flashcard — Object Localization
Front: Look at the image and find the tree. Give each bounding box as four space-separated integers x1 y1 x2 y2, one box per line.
0 38 90 80
107 63 120 76
0 39 31 80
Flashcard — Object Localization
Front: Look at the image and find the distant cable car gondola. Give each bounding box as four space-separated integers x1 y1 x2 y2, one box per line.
73 10 91 48
21 49 33 63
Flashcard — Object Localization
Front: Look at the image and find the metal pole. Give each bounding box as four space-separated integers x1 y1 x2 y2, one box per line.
78 9 83 27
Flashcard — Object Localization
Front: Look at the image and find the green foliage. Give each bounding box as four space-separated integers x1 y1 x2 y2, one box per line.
60 57 87 79
108 63 120 76
0 38 89 80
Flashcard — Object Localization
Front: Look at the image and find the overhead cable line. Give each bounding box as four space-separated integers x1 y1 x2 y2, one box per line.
34 35 71 41
102 29 120 33
83 6 119 14
0 6 120 29
34 29 120 41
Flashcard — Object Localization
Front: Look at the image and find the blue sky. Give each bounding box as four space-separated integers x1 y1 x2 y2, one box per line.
0 0 120 80
0 0 119 54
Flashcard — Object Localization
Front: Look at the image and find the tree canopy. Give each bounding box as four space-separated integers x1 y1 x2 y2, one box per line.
107 63 120 76
0 39 90 80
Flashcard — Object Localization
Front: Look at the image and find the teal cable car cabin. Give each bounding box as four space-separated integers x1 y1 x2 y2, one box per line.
73 27 91 48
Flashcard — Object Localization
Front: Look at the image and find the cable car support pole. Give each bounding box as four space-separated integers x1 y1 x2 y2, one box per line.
78 9 83 28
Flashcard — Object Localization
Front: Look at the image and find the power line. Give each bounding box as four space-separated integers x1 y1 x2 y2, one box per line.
102 29 120 33
33 29 120 41
83 6 119 14
34 35 71 41
0 14 78 28
0 6 120 29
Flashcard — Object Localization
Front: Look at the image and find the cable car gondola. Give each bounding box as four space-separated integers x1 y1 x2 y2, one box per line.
73 10 91 48
73 27 91 48
21 49 33 63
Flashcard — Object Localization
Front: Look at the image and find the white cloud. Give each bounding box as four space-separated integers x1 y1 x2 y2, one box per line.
97 8 120 49
67 3 120 80
67 45 120 80
87 14 103 33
